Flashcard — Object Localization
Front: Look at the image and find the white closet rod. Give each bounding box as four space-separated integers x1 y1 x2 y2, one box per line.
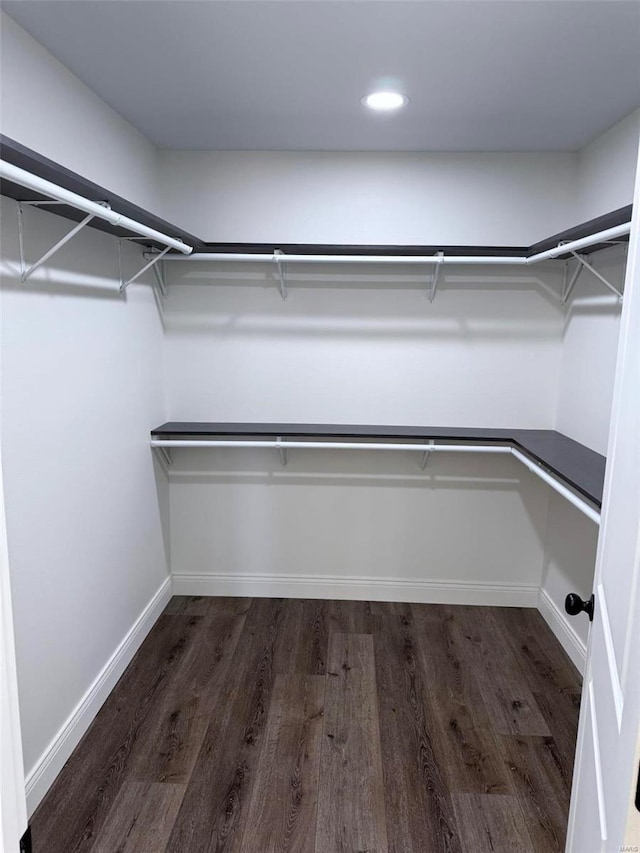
157 222 629 266
0 161 193 255
527 223 629 262
510 448 600 524
150 439 600 524
151 440 513 452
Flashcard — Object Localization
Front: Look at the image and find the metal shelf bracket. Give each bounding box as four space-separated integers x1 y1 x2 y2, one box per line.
120 243 171 293
560 241 624 304
276 436 288 466
153 444 173 476
428 252 444 303
420 440 435 469
17 200 109 282
274 249 287 301
152 259 168 299
561 255 585 305
568 250 623 301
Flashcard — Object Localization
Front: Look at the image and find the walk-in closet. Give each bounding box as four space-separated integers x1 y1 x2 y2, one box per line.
1 3 639 852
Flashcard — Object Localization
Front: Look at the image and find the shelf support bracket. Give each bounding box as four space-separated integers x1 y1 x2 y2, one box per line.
276 436 288 466
17 201 105 282
153 445 173 475
274 249 287 301
157 445 173 467
428 252 444 303
561 256 585 305
420 440 435 470
152 259 167 299
568 250 623 301
121 244 171 293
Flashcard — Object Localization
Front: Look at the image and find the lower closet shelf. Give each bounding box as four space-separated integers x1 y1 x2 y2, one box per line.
150 423 605 523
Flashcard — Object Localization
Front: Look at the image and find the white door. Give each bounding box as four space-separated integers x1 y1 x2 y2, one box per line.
566 141 640 852
0 452 28 853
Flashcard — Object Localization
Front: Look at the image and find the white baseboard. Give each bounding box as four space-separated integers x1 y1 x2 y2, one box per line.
24 575 173 816
172 572 539 607
537 587 587 675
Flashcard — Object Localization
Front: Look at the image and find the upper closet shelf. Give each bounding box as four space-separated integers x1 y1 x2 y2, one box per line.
0 136 630 301
150 423 605 525
0 136 200 250
151 216 629 302
159 220 629 267
0 151 196 290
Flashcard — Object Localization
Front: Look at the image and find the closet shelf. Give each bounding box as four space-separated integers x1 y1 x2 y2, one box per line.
0 135 201 252
1 135 630 266
150 423 605 522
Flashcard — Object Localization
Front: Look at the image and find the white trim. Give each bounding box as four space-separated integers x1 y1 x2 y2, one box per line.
596 582 624 730
24 576 172 815
172 572 539 607
1 456 28 851
588 679 608 842
537 587 588 674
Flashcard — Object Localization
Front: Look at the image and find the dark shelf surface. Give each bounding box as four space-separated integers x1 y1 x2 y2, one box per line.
192 207 631 259
152 422 606 507
0 135 204 251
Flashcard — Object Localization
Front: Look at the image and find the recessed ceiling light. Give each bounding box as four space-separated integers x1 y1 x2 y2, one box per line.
361 91 409 111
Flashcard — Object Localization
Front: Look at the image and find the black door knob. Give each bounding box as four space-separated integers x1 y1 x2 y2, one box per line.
565 592 595 622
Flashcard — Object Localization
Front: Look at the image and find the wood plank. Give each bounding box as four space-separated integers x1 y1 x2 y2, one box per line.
532 689 580 785
239 675 325 853
272 599 304 674
316 633 389 853
327 599 379 634
451 793 534 852
448 606 552 736
410 603 514 795
373 604 463 852
293 600 328 675
164 598 289 853
492 607 582 694
31 599 580 852
31 614 205 853
164 595 212 616
164 596 251 617
499 735 572 853
478 608 581 779
126 606 247 784
90 780 185 853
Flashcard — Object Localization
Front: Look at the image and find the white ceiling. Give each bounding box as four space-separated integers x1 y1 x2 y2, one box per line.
4 0 640 152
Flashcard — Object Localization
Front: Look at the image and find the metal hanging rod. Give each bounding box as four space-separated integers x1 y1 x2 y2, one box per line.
0 160 193 255
526 223 630 262
150 223 628 301
162 252 530 264
150 438 600 525
510 448 600 524
154 222 629 267
151 439 514 452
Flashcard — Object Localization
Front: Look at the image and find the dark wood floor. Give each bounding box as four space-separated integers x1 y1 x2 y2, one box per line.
30 597 582 853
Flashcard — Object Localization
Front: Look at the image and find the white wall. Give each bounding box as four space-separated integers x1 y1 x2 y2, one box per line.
0 197 170 812
577 109 640 222
541 246 627 660
165 264 563 426
0 12 160 213
555 249 628 456
164 264 561 600
158 150 576 245
170 448 549 605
